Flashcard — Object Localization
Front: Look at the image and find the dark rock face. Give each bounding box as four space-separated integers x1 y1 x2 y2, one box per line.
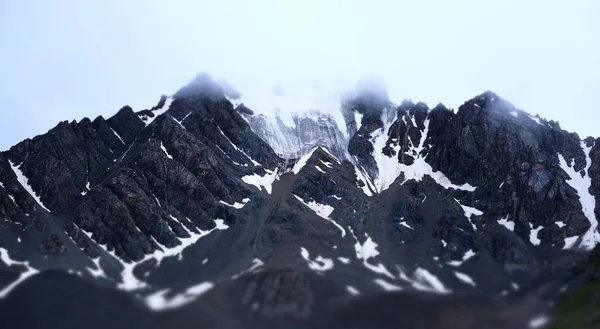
424 92 591 247
0 75 598 329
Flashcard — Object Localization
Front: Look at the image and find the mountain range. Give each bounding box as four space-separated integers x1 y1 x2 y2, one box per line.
0 73 599 329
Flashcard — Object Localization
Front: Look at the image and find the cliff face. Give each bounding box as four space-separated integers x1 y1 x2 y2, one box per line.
244 110 350 160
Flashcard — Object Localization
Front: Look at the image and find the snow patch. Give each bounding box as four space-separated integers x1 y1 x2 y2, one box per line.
371 113 477 192
320 160 333 168
141 97 174 126
354 112 363 132
219 198 250 209
160 142 173 159
153 195 162 208
300 247 334 271
454 271 476 287
0 248 39 298
242 169 279 194
350 229 395 279
81 181 91 196
528 315 549 329
146 281 214 311
217 126 261 166
319 147 341 164
498 215 515 231
370 110 404 192
173 112 192 128
315 165 326 174
530 115 544 126
399 221 413 230
414 268 450 293
558 144 600 249
408 114 417 127
510 111 519 118
232 258 264 279
374 279 403 291
293 195 345 237
110 127 125 145
529 224 543 246
354 165 374 196
96 217 229 291
455 199 483 231
564 235 579 249
244 258 264 272
9 160 50 212
292 147 319 174
447 249 476 267
87 257 108 279
556 221 566 228
338 257 351 264
346 285 360 295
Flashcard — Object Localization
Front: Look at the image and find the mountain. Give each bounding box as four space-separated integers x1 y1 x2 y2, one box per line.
0 72 599 329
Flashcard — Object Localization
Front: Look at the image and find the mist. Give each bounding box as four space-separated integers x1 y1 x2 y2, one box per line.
1 0 599 150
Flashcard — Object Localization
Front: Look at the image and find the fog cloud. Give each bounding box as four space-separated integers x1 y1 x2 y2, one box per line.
0 0 599 149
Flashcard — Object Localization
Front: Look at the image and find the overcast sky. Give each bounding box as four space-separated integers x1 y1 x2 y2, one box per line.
1 0 599 150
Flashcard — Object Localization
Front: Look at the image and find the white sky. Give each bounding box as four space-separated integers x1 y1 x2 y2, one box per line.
0 0 599 150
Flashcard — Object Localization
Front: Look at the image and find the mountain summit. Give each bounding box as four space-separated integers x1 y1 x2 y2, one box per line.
0 73 598 329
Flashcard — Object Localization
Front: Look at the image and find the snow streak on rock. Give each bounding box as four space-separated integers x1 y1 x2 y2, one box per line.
498 215 515 231
140 97 174 126
447 249 476 267
83 217 229 291
293 195 345 237
529 223 543 246
242 169 279 194
0 248 39 298
454 271 476 287
9 160 50 212
350 229 395 279
413 268 450 293
558 142 600 249
370 109 403 192
374 279 403 291
160 142 173 159
219 198 251 209
292 147 319 174
300 247 334 272
455 199 483 231
86 258 108 279
146 281 214 311
110 128 126 145
354 165 374 196
346 285 360 295
369 109 476 194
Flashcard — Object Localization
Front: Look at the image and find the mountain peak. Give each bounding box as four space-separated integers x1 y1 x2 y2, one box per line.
343 74 392 117
174 72 224 99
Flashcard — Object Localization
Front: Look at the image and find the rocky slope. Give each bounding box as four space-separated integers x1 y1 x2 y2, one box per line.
0 73 598 329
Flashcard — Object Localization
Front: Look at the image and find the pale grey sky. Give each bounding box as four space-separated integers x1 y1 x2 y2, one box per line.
1 0 599 150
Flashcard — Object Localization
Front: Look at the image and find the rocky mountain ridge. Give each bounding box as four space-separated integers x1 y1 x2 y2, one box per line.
0 73 599 329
